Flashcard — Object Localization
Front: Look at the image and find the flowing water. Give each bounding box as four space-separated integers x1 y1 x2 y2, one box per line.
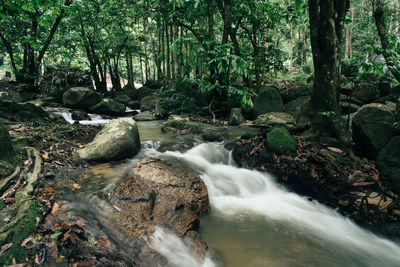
147 143 400 267
48 112 400 267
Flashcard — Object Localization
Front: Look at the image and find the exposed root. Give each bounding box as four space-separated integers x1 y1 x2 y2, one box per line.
19 147 42 197
0 166 20 193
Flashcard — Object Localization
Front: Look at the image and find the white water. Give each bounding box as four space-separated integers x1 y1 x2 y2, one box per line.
150 227 216 267
146 143 400 267
47 108 112 125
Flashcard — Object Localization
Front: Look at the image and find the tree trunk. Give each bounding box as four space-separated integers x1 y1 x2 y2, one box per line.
373 0 400 83
308 0 350 141
166 22 170 80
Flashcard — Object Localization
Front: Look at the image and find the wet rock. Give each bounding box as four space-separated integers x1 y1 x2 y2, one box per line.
62 87 103 109
121 83 138 100
108 157 209 260
266 127 297 155
114 94 139 109
352 104 394 159
353 84 380 103
202 132 224 142
253 112 296 129
78 118 140 162
134 111 156 121
161 117 202 134
89 98 126 116
71 110 91 121
377 136 400 193
229 108 244 126
140 96 158 111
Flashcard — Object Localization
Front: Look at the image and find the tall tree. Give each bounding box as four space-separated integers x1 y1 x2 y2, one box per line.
308 0 350 141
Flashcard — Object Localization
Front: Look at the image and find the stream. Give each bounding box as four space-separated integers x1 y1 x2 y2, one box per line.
50 110 400 267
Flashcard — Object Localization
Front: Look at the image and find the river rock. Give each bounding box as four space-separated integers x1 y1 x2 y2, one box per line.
352 104 394 159
71 110 91 121
121 83 138 100
266 127 297 155
62 87 103 109
353 84 380 103
141 96 158 111
253 112 296 129
89 98 126 116
229 108 244 126
250 86 284 117
377 136 400 193
78 118 140 162
340 102 360 115
134 111 156 121
108 157 209 263
114 94 139 109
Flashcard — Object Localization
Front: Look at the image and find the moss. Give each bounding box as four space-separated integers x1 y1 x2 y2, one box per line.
266 127 297 155
0 199 44 265
162 120 202 134
377 136 400 193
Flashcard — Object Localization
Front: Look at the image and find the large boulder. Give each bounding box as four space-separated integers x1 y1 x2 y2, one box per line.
62 87 103 109
120 83 138 100
89 98 126 116
140 96 158 111
251 86 284 117
377 136 400 193
229 108 244 126
352 104 394 159
284 96 311 129
352 84 380 103
266 127 297 155
107 157 209 263
377 81 392 97
78 118 140 162
0 102 48 122
134 111 157 121
254 112 296 129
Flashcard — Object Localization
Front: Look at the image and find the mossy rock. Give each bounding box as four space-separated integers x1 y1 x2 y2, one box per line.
229 108 244 126
377 136 400 193
89 98 126 116
266 127 297 155
62 87 103 109
161 120 202 134
0 199 45 265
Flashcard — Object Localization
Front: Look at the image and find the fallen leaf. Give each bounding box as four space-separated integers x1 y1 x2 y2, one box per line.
371 171 380 181
72 183 82 190
0 243 13 256
42 152 49 160
338 200 348 206
78 144 85 149
327 147 343 154
51 203 60 215
35 254 40 264
54 161 64 166
75 260 96 266
136 163 142 168
260 165 266 171
21 236 33 248
56 255 65 263
44 187 54 192
4 197 16 203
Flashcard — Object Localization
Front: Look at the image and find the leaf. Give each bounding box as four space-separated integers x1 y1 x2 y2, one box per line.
327 147 343 154
72 183 82 190
50 232 63 239
54 161 64 166
311 169 319 179
51 203 60 215
21 236 33 248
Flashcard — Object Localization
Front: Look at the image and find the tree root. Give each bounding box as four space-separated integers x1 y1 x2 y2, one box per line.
19 147 41 198
0 166 20 193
